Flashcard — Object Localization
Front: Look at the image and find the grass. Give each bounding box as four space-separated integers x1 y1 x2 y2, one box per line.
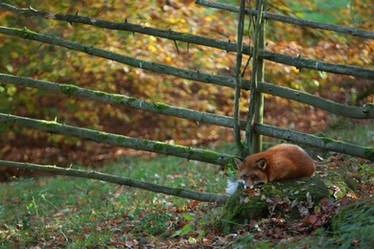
0 119 373 248
0 154 232 248
322 118 374 146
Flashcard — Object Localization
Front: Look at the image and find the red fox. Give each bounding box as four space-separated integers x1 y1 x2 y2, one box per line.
234 143 315 189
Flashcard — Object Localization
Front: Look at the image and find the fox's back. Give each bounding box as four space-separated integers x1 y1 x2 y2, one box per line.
265 144 315 179
237 144 315 186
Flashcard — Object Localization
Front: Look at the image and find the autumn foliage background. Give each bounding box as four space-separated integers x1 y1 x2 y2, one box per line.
0 0 373 168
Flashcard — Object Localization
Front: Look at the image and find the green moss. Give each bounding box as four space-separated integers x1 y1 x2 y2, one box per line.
125 97 138 105
174 188 183 195
364 147 374 160
317 133 336 144
223 156 237 169
330 198 374 248
111 94 125 104
95 132 109 142
216 185 268 233
216 175 334 233
93 91 105 98
40 119 59 129
180 33 193 39
115 136 125 145
321 174 353 199
59 84 79 95
332 198 374 231
186 148 195 158
152 102 170 111
141 139 150 146
199 151 219 163
153 143 167 153
20 27 38 38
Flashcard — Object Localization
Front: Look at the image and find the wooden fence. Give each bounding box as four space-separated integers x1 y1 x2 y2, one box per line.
0 1 373 202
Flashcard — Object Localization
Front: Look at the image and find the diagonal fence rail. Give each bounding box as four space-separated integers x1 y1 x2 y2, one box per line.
0 160 229 203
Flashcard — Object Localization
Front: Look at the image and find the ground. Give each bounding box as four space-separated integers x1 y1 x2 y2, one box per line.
1 121 373 248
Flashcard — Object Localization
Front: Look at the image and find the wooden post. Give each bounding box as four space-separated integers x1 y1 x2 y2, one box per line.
253 0 265 154
233 0 246 154
244 0 265 156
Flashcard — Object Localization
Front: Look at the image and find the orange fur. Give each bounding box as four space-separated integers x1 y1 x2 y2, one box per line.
236 144 315 187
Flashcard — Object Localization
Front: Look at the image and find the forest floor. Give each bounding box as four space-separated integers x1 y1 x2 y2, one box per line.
1 119 373 248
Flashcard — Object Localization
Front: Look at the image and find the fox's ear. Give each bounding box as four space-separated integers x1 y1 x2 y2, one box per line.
234 158 243 169
255 158 267 170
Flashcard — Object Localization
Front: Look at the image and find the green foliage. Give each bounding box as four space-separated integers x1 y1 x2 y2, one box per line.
131 207 171 236
330 199 374 248
228 198 374 249
356 161 374 184
231 234 275 249
290 199 374 249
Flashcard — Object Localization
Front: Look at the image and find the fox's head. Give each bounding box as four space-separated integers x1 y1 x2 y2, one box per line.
235 157 268 188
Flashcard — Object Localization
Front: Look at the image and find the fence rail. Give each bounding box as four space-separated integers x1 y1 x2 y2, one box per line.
0 81 372 160
1 3 373 80
196 0 374 39
0 160 229 203
0 113 236 166
1 27 372 120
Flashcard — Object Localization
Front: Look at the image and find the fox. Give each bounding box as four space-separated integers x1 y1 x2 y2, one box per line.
226 144 315 194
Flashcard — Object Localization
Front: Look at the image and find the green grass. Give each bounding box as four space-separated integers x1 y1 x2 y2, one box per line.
1 120 373 247
322 118 373 146
0 154 231 248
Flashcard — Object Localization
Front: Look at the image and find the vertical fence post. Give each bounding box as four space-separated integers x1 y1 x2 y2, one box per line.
244 0 265 156
233 0 246 154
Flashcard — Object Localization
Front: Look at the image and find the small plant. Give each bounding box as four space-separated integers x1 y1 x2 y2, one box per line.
131 207 172 236
357 163 374 183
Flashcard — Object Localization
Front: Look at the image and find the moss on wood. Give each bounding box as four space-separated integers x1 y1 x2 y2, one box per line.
364 147 374 160
216 173 356 233
59 84 79 95
152 102 170 111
